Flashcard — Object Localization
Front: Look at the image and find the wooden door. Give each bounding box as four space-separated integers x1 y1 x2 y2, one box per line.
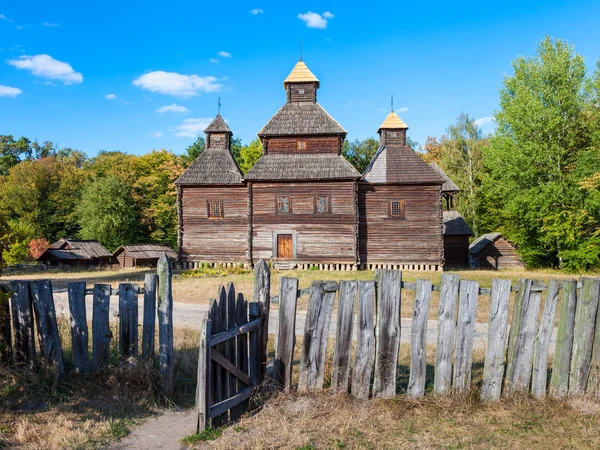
277 234 293 259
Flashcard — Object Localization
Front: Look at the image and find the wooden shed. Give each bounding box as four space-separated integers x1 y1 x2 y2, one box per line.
443 211 473 268
113 244 177 269
37 239 112 266
469 233 524 270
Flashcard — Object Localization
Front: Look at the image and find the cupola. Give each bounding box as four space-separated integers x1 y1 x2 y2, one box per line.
377 111 409 147
283 60 320 103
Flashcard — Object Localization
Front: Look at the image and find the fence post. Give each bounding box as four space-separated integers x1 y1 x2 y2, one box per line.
10 280 36 365
68 281 89 373
119 283 139 357
331 280 357 393
142 273 158 358
453 280 479 393
550 280 577 397
273 277 298 390
253 259 270 380
588 278 600 396
481 278 512 402
434 273 459 395
352 280 375 399
0 284 12 364
196 312 211 432
92 284 112 369
30 280 64 376
157 253 174 396
408 279 432 398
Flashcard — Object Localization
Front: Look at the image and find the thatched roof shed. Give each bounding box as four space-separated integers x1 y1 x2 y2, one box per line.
113 244 177 269
38 239 112 266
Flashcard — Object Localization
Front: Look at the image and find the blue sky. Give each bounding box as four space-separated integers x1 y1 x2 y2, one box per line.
1 0 600 156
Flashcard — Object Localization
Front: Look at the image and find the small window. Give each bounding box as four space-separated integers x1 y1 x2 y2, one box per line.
298 88 305 95
297 141 306 151
277 196 291 213
315 195 330 214
390 132 397 138
389 200 405 218
207 200 223 218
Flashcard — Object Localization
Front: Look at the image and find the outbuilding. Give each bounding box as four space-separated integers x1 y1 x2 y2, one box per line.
37 239 112 267
113 244 177 269
443 211 473 268
469 233 524 270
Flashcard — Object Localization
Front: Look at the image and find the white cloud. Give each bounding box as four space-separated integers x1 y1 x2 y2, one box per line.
218 51 231 58
7 54 83 85
210 58 219 64
43 22 60 27
474 116 495 127
298 11 333 29
0 85 22 97
148 131 163 138
105 93 116 100
397 107 409 113
0 14 13 22
133 71 221 97
157 103 188 114
172 118 213 137
250 8 264 15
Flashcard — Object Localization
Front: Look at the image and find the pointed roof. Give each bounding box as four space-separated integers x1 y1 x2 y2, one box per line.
175 147 243 185
258 102 346 136
430 162 460 192
204 114 231 133
283 61 320 89
378 111 408 132
443 211 473 236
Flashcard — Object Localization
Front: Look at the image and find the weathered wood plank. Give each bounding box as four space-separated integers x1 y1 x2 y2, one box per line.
211 349 253 387
352 280 375 399
157 253 174 396
226 283 237 420
209 319 261 346
68 282 89 373
196 314 211 432
504 278 527 389
273 277 299 390
142 273 158 358
119 283 138 357
10 281 36 365
209 385 254 419
481 278 512 402
30 280 64 375
253 259 270 381
588 280 600 396
92 284 111 369
331 280 357 393
408 279 432 398
298 281 336 392
248 302 262 387
0 284 11 364
232 294 249 419
434 273 459 395
373 270 401 398
208 299 222 428
216 286 228 425
531 279 560 399
505 279 541 394
549 280 577 397
570 278 600 395
453 280 479 393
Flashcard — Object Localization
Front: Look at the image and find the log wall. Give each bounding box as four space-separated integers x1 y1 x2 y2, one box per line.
266 136 340 154
444 235 470 268
475 238 524 270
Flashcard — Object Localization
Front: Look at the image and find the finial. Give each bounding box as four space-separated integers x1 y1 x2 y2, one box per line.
391 94 394 112
300 39 303 61
217 96 221 115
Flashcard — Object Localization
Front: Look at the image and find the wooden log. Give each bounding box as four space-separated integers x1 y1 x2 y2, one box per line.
453 280 479 393
157 253 174 396
408 279 432 398
30 280 64 375
226 283 238 420
119 283 139 357
68 282 89 373
331 280 357 393
196 313 211 432
373 270 401 398
570 278 600 395
531 279 560 399
352 280 375 399
505 279 541 394
92 284 111 369
298 281 336 392
253 259 270 381
549 280 577 397
434 273 460 395
0 284 11 364
142 273 158 358
273 277 299 390
481 279 512 402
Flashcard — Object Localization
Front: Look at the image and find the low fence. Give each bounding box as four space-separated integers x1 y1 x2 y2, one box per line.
0 254 175 395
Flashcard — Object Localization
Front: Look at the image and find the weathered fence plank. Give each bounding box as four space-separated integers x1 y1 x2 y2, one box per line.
30 280 64 375
0 284 11 363
196 313 211 432
331 280 357 393
68 282 89 373
92 284 111 369
408 279 432 398
352 280 375 399
157 253 174 396
531 279 560 399
226 283 237 419
274 277 299 390
434 273 459 395
481 278 512 401
142 273 158 358
570 277 600 395
208 299 222 428
549 280 577 397
588 282 600 396
253 259 270 380
453 280 479 393
10 280 36 365
119 283 138 357
373 270 401 398
505 279 541 394
248 301 262 386
231 293 249 421
299 281 336 392
215 286 228 426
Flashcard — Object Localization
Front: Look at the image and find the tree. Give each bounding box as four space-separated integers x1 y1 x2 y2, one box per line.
1 220 37 266
0 135 31 176
419 136 444 164
231 137 244 168
342 138 380 174
239 139 262 173
184 136 205 165
77 176 141 252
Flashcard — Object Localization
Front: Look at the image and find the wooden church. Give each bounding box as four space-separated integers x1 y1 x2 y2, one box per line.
175 60 447 271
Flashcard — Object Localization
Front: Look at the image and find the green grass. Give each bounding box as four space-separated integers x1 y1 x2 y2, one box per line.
181 427 224 444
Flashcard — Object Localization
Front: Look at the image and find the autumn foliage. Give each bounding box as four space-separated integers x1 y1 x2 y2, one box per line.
29 238 50 259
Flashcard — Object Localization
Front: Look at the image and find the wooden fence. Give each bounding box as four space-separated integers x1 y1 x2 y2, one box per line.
0 254 175 395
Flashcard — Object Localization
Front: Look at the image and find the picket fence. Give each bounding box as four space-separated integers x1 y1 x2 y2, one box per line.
0 254 176 395
196 263 600 430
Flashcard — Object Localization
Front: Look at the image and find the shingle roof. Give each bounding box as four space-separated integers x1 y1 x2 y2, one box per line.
258 102 346 136
113 244 177 260
378 111 408 131
363 145 445 185
469 233 502 255
245 153 360 181
430 162 460 192
175 147 243 185
204 114 231 133
40 239 111 261
283 61 320 88
443 211 474 236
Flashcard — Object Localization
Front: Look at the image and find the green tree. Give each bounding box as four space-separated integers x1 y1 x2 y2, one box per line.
184 136 205 166
231 137 244 168
239 138 262 173
0 135 31 176
1 220 37 266
342 138 380 174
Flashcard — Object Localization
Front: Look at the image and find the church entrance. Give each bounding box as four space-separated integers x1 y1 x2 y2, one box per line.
277 234 293 259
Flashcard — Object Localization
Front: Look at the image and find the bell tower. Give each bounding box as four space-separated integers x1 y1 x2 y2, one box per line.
283 60 320 103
